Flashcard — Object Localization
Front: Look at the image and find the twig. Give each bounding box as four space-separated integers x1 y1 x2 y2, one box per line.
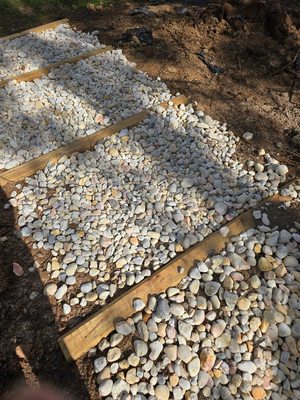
271 48 300 76
237 55 241 72
267 89 281 109
289 77 297 102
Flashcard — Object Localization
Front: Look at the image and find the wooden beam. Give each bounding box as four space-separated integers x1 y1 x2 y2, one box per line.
0 18 69 42
0 95 188 187
0 46 113 87
58 190 292 362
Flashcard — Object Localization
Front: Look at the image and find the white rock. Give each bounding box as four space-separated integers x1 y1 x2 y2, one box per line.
133 298 145 311
55 284 67 300
237 361 257 374
219 226 229 237
134 340 148 357
149 341 163 360
243 132 253 141
44 283 57 296
155 385 169 400
98 379 113 396
111 379 129 399
181 177 194 189
94 357 107 373
187 357 200 377
63 303 71 315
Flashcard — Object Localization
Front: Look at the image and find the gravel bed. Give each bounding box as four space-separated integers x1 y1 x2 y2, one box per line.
0 50 171 169
90 218 300 400
0 24 104 80
10 103 294 310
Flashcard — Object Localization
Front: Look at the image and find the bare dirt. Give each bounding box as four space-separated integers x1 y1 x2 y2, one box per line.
0 1 300 399
73 0 300 168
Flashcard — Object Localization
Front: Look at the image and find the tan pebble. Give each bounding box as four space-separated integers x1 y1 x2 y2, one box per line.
130 237 139 246
128 354 140 367
109 148 119 157
214 369 222 379
293 270 300 282
116 371 125 380
285 336 299 356
198 324 206 332
175 243 184 252
111 188 119 197
104 273 110 281
251 387 266 400
237 333 243 344
51 260 60 271
249 317 261 331
155 385 169 400
228 383 237 395
237 297 251 311
164 345 177 361
169 374 179 387
119 360 129 369
223 275 234 290
126 368 139 384
79 177 89 186
64 243 72 252
116 258 127 269
258 257 273 271
95 113 104 124
86 292 98 302
247 341 254 352
249 275 261 289
158 322 167 337
254 243 262 253
121 136 129 142
200 348 216 372
97 367 111 381
260 319 269 333
275 304 288 315
35 101 43 109
223 257 230 266
107 347 121 362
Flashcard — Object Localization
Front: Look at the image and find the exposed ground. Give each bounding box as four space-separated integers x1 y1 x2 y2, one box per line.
0 1 299 399
73 0 300 168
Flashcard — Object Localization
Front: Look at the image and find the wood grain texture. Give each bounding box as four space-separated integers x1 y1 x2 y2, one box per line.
0 95 188 187
0 18 69 42
0 46 113 87
57 201 259 362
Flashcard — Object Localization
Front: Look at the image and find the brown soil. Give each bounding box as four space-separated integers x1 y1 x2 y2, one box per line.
73 0 300 168
0 1 300 399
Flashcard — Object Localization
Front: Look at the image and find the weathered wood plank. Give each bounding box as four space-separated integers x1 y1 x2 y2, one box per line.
0 18 69 42
58 192 286 362
58 181 300 362
0 95 188 187
0 46 113 87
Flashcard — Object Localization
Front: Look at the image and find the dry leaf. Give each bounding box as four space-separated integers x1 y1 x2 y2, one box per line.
15 345 27 360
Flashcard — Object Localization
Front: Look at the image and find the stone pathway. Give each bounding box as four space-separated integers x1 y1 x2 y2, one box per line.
1 20 299 400
91 208 300 399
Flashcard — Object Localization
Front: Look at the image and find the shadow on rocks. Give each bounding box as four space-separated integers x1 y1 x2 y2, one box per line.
0 186 90 399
